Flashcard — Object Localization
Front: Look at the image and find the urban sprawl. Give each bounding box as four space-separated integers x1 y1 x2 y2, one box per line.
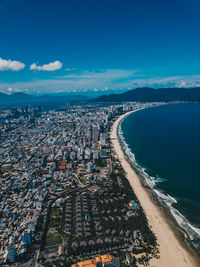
0 102 161 266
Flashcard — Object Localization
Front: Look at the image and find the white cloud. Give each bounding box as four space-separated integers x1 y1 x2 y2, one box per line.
1 69 200 95
0 58 25 71
65 67 77 71
7 87 21 94
30 61 63 71
57 69 139 81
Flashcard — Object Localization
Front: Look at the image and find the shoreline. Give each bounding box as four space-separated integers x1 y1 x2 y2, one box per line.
110 109 200 267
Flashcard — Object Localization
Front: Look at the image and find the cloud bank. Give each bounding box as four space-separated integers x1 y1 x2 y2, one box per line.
0 58 25 71
30 61 63 71
1 68 200 95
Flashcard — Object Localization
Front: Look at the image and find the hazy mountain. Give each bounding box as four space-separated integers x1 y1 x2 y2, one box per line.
91 87 200 103
0 92 89 108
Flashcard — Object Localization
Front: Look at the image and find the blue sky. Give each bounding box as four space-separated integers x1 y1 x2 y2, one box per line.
1 0 200 95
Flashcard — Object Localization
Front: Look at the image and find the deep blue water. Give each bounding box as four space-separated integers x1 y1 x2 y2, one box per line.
121 103 200 248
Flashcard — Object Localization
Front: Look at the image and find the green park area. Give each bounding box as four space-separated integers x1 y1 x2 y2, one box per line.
46 207 62 246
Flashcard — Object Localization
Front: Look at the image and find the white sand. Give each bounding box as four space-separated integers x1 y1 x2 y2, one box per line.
111 110 199 267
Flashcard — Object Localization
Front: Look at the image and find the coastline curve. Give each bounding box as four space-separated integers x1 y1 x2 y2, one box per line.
110 108 200 267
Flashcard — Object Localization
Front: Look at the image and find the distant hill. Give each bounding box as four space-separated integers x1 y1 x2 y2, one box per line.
0 92 89 108
91 87 200 103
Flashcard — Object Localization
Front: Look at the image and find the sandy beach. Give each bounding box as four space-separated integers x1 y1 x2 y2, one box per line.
111 110 200 267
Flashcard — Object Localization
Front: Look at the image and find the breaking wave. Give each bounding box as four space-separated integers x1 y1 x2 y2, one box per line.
117 115 200 252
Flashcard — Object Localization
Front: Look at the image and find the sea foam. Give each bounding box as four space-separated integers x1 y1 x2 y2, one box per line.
117 116 200 251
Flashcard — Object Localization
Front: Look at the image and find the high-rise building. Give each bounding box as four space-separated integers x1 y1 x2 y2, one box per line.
8 245 16 263
93 126 99 142
93 150 99 160
84 148 91 160
88 162 93 173
22 231 31 247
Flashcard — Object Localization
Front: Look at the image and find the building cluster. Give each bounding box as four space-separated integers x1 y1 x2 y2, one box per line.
72 254 120 267
67 179 142 257
0 102 156 264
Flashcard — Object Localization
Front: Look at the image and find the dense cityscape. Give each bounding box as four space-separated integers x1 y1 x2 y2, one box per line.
0 102 159 266
1 1 200 266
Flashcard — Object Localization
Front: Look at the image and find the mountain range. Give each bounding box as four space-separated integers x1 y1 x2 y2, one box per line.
91 87 200 103
0 92 89 108
1 87 200 108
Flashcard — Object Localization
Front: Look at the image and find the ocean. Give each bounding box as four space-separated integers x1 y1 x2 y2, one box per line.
119 103 200 252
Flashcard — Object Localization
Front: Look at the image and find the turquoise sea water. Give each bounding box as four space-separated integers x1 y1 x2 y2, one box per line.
120 103 200 251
